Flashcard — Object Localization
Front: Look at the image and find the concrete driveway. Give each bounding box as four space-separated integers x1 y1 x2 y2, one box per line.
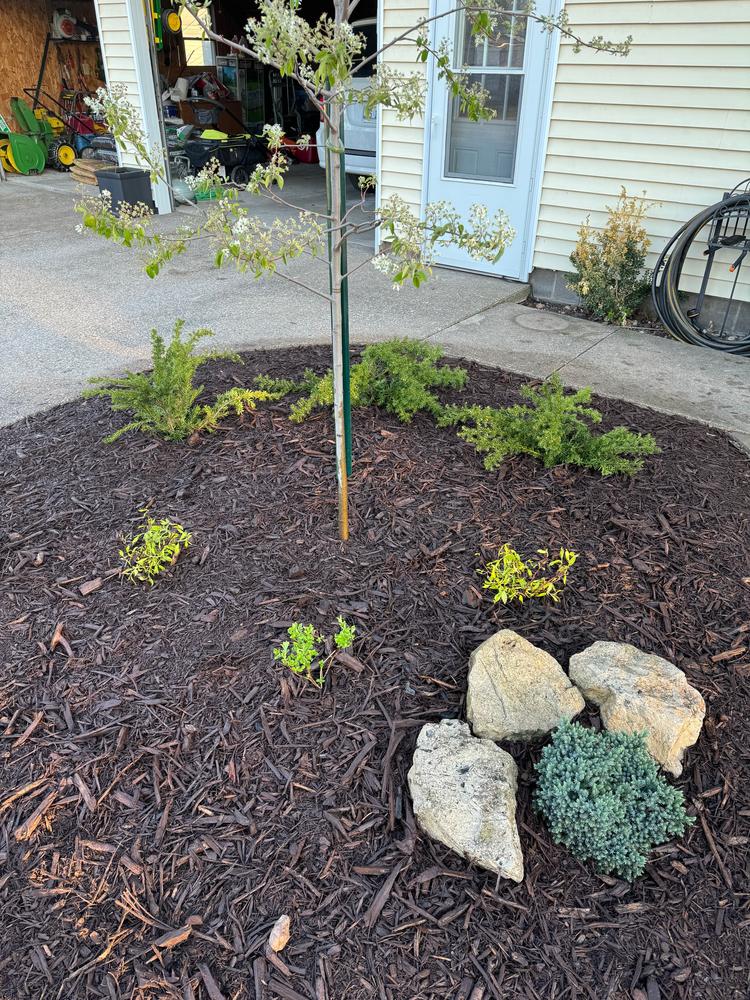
0 167 526 425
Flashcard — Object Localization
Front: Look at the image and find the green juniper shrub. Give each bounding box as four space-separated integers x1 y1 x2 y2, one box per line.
480 544 577 604
256 338 467 424
273 616 356 688
85 320 278 442
440 373 658 475
120 513 191 585
534 721 694 881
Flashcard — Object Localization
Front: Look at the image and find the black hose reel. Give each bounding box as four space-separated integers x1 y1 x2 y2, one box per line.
652 179 750 355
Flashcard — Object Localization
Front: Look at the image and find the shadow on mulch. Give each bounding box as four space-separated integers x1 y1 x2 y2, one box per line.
1 346 749 1000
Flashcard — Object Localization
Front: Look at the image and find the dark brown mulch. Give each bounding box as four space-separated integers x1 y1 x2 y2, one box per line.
1 346 749 1000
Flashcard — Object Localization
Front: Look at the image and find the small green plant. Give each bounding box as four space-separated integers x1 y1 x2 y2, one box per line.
257 339 467 424
185 157 225 200
480 544 577 604
534 721 694 881
85 320 277 442
273 616 356 687
567 188 653 325
333 615 356 649
120 513 192 585
441 374 658 476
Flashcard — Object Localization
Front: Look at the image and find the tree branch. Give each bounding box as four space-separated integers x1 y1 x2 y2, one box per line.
348 4 630 80
340 251 388 281
269 268 333 300
257 184 332 220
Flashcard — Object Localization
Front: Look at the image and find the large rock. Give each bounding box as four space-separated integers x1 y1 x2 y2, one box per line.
407 719 524 882
466 630 585 741
569 641 705 776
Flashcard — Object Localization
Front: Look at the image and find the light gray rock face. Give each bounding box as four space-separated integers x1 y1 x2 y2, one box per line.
569 641 705 776
466 629 585 741
407 719 524 882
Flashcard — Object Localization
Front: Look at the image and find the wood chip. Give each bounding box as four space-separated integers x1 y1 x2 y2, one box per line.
151 925 193 951
11 711 43 749
14 790 59 842
199 964 227 1000
267 914 291 953
73 773 97 812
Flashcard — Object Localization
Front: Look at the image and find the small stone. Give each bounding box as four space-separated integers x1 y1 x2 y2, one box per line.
466 630 585 741
407 719 524 882
268 914 291 952
569 641 705 776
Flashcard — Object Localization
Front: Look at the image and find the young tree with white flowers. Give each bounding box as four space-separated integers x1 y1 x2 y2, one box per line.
77 0 629 539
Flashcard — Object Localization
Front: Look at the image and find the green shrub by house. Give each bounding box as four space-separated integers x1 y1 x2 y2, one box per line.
534 721 693 881
567 188 653 325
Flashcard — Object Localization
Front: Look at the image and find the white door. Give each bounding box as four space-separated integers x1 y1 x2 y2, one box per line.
425 0 557 280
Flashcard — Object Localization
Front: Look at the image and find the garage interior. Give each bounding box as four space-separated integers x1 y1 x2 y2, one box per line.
0 0 377 206
0 1 106 175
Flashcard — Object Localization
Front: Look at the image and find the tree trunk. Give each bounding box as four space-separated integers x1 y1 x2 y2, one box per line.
326 97 350 541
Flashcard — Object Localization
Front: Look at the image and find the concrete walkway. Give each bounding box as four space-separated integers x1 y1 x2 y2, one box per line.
431 302 750 454
1 169 747 453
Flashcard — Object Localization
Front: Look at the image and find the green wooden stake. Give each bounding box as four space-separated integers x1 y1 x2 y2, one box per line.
325 102 353 479
338 116 352 477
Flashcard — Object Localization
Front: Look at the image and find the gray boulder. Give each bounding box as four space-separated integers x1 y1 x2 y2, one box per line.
569 640 705 776
407 719 524 882
467 629 585 741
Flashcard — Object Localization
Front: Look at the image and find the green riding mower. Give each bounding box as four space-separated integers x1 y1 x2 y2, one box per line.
0 96 77 175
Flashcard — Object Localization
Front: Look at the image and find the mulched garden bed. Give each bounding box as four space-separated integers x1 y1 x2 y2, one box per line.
1 346 749 1000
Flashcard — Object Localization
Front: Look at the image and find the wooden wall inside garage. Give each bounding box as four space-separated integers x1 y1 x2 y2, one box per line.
0 0 101 121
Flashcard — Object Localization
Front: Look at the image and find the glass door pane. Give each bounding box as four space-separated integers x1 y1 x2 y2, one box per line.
445 4 526 182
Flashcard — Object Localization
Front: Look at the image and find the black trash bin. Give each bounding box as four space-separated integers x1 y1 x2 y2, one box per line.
96 166 155 215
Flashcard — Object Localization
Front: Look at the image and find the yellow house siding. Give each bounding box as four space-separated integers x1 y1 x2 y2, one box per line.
378 0 428 213
533 0 750 301
94 0 147 166
93 0 171 211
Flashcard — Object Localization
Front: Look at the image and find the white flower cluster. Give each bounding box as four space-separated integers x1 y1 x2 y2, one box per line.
464 203 516 262
184 157 224 195
262 123 285 151
375 194 516 287
84 84 165 180
360 66 427 121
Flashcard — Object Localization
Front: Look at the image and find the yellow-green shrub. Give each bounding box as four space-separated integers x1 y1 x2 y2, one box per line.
568 189 652 325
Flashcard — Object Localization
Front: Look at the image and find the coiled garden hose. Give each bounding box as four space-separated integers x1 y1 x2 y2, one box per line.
652 183 750 355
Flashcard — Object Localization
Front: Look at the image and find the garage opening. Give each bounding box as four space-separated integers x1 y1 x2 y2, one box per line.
0 2 113 180
154 0 378 214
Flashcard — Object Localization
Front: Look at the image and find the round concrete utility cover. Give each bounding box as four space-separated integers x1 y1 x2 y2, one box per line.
515 311 571 332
